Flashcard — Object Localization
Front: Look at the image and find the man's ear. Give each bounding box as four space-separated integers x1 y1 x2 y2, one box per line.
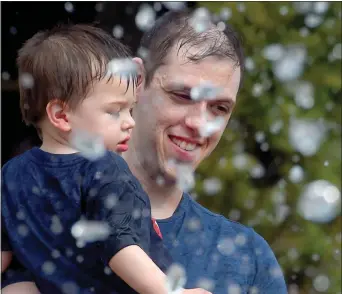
133 57 145 96
46 100 71 132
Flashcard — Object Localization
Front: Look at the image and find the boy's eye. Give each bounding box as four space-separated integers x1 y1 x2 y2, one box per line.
107 111 120 118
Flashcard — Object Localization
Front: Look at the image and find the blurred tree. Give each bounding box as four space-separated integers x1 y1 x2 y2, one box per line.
194 2 341 293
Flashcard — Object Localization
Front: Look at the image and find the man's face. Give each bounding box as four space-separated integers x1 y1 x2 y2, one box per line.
131 45 241 180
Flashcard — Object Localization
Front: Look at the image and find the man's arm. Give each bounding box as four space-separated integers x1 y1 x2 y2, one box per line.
250 229 288 293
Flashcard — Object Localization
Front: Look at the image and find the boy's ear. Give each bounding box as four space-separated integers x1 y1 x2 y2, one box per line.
133 57 145 96
46 100 71 132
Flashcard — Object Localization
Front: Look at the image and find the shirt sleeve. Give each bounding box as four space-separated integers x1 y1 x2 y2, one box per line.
85 160 147 265
249 229 288 294
2 213 12 252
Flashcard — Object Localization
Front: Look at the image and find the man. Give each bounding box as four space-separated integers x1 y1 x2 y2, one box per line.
123 9 288 294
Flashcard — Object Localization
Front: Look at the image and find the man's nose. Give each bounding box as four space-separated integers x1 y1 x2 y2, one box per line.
184 101 208 133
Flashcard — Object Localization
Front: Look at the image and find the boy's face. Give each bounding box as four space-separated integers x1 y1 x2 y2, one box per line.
68 76 136 153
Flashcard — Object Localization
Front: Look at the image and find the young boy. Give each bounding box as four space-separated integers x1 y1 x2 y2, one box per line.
1 24 210 294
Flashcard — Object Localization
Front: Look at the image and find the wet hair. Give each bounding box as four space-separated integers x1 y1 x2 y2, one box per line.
17 23 137 128
140 9 245 88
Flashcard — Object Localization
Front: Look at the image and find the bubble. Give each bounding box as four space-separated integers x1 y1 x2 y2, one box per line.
273 45 307 82
174 163 195 192
17 224 29 237
132 209 141 219
288 165 304 183
269 266 284 278
279 6 288 15
313 2 330 14
292 81 315 109
66 248 74 257
289 119 326 156
313 274 330 292
287 248 299 260
220 7 232 21
199 116 226 138
104 266 112 275
163 2 185 11
196 278 215 291
76 255 84 263
2 71 10 80
330 43 342 61
217 21 226 31
165 263 187 294
255 131 265 143
305 14 323 28
190 81 222 101
70 129 106 161
245 57 255 72
16 210 25 220
51 215 64 234
293 2 313 14
203 177 222 195
104 194 118 209
186 218 201 232
190 8 212 33
312 253 320 261
71 220 111 243
250 164 265 179
260 142 269 152
10 26 17 35
217 238 235 255
19 73 34 89
61 281 79 294
112 25 124 39
137 46 149 60
156 175 165 186
229 209 241 221
107 58 138 78
232 154 248 170
42 261 56 275
299 27 310 37
135 4 156 31
235 234 247 246
262 44 285 61
252 83 263 97
153 2 162 11
52 250 61 259
64 2 74 13
297 180 341 223
275 204 290 223
227 284 241 294
94 2 104 12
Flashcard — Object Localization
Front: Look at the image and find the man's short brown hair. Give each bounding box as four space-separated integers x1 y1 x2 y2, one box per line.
17 24 135 128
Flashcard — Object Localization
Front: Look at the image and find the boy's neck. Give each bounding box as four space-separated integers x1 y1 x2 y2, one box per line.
40 126 77 155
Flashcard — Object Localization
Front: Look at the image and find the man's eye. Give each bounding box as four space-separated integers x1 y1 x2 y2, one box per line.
212 105 229 115
173 93 191 101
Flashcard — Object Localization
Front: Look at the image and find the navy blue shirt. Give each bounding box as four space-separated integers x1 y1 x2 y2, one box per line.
1 148 171 293
157 193 288 294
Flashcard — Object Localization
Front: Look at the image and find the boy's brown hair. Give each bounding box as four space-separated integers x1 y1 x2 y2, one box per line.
17 24 136 129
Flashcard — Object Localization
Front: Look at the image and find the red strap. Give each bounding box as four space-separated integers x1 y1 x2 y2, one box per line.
151 218 162 239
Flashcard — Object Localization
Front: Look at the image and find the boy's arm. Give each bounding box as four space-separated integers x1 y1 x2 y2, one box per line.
1 251 13 273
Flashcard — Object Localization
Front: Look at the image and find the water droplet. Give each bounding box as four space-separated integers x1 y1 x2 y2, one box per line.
107 58 138 78
289 119 326 156
51 215 63 234
227 284 241 294
162 2 185 11
17 224 29 237
190 81 222 101
135 4 156 31
42 261 56 275
196 278 214 291
61 281 79 294
217 238 235 255
71 220 111 243
305 14 323 28
2 71 10 80
19 73 34 89
112 25 124 39
313 274 330 292
288 165 304 183
64 2 74 13
70 129 106 161
166 263 186 294
203 177 222 195
190 8 212 33
297 180 341 223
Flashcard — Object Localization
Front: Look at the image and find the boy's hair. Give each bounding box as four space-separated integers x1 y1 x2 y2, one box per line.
140 9 245 89
17 24 136 128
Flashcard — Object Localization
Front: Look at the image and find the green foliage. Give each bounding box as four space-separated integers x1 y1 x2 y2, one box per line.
195 2 341 293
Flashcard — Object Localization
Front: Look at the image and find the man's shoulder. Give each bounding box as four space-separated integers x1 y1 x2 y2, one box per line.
185 193 253 236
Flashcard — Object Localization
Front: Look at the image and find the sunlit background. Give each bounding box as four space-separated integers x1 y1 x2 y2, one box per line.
1 2 341 293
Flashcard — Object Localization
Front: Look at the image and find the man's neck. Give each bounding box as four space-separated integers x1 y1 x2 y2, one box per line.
123 149 183 220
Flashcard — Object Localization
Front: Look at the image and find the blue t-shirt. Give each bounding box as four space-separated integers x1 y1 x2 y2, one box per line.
1 147 171 293
157 193 288 294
